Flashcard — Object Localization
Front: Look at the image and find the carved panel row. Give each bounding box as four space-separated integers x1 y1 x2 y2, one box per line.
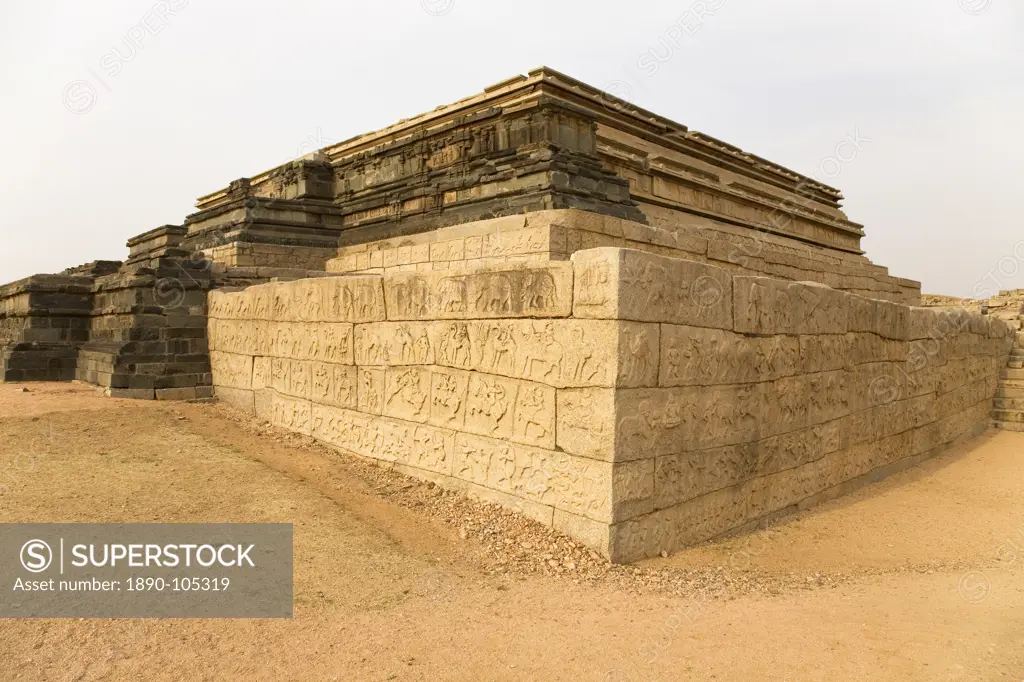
311 403 455 475
209 319 353 364
383 263 572 320
380 366 556 450
452 432 647 523
572 248 733 329
355 319 658 389
268 359 358 410
657 326 915 388
614 370 850 460
209 351 254 390
208 276 384 323
734 276 848 335
653 419 842 510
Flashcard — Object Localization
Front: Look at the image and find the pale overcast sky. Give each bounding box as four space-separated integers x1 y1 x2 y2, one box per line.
1 0 1021 297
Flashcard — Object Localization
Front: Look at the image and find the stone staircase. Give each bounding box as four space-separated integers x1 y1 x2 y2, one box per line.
992 330 1024 431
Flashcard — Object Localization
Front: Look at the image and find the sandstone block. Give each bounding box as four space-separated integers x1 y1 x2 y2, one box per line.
311 363 358 410
556 388 616 461
216 386 255 415
660 325 801 387
384 262 572 320
357 368 385 415
355 322 433 366
429 319 657 389
572 248 732 329
209 351 253 390
269 391 312 436
155 387 199 401
105 388 156 400
383 367 431 423
252 356 271 390
451 432 614 522
734 277 848 335
311 403 454 475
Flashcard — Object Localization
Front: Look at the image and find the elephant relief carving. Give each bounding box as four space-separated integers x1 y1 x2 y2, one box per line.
521 272 557 311
475 274 513 315
437 277 467 313
394 278 431 317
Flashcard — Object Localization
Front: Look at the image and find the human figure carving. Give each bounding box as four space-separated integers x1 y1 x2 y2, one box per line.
414 330 431 364
469 379 509 432
439 323 471 367
520 322 563 381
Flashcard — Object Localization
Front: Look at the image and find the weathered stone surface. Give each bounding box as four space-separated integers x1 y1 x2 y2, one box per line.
660 325 801 387
734 277 848 335
573 248 732 329
429 319 657 389
452 432 613 522
210 351 253 390
556 388 616 461
355 322 433 366
311 362 358 409
209 276 384 324
312 403 455 476
384 263 572 321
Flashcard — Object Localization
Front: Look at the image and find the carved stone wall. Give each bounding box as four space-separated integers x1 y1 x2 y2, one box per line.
327 209 920 305
209 248 1011 562
208 262 645 544
573 248 1012 561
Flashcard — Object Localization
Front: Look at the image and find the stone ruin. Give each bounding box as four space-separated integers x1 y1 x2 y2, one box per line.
1 68 1016 561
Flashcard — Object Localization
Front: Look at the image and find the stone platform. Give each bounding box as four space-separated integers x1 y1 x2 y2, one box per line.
8 67 1003 562
207 248 1011 562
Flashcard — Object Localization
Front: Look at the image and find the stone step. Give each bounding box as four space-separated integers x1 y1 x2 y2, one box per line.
994 396 1024 410
992 420 1024 432
1001 368 1024 380
1009 359 1024 369
990 409 1024 424
996 384 1024 398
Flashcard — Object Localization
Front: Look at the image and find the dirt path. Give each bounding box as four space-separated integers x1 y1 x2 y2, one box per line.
0 382 1022 681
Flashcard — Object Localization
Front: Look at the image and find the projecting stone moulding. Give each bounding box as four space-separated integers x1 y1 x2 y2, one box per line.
207 248 1013 562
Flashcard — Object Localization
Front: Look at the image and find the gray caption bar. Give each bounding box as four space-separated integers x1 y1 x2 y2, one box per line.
0 524 292 618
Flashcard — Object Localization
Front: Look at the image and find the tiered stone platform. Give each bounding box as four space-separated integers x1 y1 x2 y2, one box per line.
6 68 1013 561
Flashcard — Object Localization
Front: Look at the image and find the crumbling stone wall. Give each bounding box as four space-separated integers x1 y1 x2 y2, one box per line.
209 248 1010 562
0 275 93 382
0 226 215 399
328 210 919 305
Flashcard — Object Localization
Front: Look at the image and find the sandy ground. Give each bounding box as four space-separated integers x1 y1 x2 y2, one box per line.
0 382 1022 681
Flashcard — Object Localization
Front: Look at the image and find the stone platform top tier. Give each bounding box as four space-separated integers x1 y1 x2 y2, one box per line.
185 67 874 271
